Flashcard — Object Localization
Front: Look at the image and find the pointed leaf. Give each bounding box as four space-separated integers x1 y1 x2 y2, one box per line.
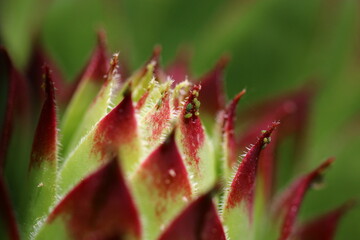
131 131 192 239
222 122 279 240
140 82 172 151
59 91 141 195
35 157 141 240
158 192 226 240
176 84 216 193
273 158 334 240
225 122 279 210
66 54 120 154
60 33 108 156
24 67 58 235
29 66 58 168
130 46 162 102
237 87 314 201
222 90 246 174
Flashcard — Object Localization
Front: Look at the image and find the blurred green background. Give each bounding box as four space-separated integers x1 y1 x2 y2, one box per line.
1 0 359 238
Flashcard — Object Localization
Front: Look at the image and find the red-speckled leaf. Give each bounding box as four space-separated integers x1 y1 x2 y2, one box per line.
140 84 172 151
0 176 19 240
225 122 279 211
158 192 226 240
35 157 141 240
176 84 216 193
24 67 58 235
0 47 30 171
294 200 355 240
131 131 192 239
59 91 141 195
166 48 191 84
222 122 279 240
222 90 246 174
273 158 334 240
178 84 204 166
197 55 229 116
60 32 108 156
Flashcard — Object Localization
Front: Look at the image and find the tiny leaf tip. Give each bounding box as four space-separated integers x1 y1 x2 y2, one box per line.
226 122 278 212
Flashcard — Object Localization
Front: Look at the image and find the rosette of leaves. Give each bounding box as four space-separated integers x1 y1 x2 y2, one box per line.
0 34 354 240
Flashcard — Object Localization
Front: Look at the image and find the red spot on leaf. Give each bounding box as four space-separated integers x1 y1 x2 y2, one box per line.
137 131 192 218
197 55 229 116
179 85 205 166
274 158 334 240
226 122 279 218
93 91 137 159
143 91 171 144
48 157 141 239
29 66 58 168
158 192 226 240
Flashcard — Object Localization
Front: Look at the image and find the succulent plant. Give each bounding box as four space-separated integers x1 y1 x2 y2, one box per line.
0 33 354 240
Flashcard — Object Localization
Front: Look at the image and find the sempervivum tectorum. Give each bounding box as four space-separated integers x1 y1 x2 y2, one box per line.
0 33 354 240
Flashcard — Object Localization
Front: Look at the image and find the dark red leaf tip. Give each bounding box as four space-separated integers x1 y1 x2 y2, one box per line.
197 55 230 115
223 90 246 167
158 191 226 240
43 65 56 102
226 121 279 212
224 90 246 126
29 66 58 168
48 157 141 239
75 31 108 84
93 91 136 158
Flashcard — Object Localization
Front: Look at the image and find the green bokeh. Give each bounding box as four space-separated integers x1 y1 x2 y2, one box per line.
1 0 359 238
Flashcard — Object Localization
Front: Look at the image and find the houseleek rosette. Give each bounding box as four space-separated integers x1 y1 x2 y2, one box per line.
0 33 354 240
